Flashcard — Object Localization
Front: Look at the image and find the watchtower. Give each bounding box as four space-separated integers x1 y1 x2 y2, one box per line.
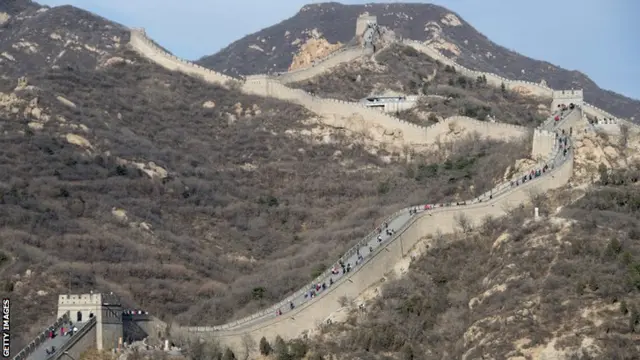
551 89 583 109
356 14 378 45
57 293 123 351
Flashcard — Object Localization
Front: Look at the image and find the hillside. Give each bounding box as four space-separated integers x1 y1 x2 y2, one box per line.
198 2 640 122
302 184 640 359
262 156 640 359
288 43 549 127
0 0 129 77
0 2 538 350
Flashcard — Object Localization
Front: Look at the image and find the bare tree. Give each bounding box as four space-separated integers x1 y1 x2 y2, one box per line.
241 334 256 360
454 213 473 233
225 79 243 91
338 295 350 307
619 124 629 155
433 228 446 248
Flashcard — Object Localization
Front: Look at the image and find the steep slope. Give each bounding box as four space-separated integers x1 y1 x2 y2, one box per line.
289 43 550 127
0 3 535 350
258 127 640 360
285 159 640 359
197 2 640 121
0 2 128 77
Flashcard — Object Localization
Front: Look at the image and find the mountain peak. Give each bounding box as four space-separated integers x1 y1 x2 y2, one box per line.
197 2 639 120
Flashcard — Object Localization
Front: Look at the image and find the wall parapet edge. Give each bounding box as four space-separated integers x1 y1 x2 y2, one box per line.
125 26 632 341
179 111 576 334
12 312 70 360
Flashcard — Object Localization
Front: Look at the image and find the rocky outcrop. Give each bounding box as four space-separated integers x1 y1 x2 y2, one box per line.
289 37 344 71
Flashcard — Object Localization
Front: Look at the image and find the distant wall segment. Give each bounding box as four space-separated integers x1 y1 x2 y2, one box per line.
129 27 634 133
129 29 237 86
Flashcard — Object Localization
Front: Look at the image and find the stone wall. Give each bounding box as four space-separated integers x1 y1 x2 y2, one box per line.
362 96 420 113
531 128 556 160
57 294 102 324
129 29 237 85
121 27 638 354
356 14 377 40
402 40 554 98
57 293 122 351
128 27 638 135
242 76 529 145
11 313 69 360
55 318 97 360
276 47 371 84
184 148 573 353
556 107 587 135
129 27 640 145
179 109 576 341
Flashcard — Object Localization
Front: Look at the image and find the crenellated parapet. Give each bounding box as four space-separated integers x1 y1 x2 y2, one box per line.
129 28 238 85
551 89 583 109
119 26 637 355
402 39 554 98
180 112 576 355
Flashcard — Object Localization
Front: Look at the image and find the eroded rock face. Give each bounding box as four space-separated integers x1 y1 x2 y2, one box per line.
197 2 640 120
288 37 343 71
65 133 92 149
0 12 10 26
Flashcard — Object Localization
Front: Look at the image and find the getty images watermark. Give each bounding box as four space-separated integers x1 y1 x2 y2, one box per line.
2 298 9 358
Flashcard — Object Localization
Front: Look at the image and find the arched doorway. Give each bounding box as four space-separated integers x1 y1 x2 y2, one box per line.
76 311 82 322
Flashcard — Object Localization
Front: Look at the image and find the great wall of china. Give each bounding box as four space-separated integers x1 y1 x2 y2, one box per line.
14 18 640 360
125 26 595 352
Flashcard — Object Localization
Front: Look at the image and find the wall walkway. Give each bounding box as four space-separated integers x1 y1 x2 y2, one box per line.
174 109 577 356
127 28 638 150
12 313 69 360
69 27 630 354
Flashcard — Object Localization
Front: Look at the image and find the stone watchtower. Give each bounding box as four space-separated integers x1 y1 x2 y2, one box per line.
57 293 123 351
355 14 378 47
551 89 584 109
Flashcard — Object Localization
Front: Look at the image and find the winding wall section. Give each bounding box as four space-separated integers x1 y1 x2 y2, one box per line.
123 28 633 353
183 109 575 354
130 29 546 149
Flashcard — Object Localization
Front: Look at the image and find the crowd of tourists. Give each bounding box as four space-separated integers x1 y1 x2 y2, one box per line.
123 309 149 316
41 320 78 357
270 108 574 320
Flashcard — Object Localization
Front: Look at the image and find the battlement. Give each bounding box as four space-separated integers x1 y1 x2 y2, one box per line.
58 293 120 306
129 28 238 85
360 95 421 103
356 14 377 38
401 39 553 98
552 89 583 100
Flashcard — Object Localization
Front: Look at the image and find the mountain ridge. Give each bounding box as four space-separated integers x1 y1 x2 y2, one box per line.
197 2 640 121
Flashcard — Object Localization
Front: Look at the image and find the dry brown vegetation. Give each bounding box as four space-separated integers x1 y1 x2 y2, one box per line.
289 44 548 128
250 165 640 360
0 48 530 349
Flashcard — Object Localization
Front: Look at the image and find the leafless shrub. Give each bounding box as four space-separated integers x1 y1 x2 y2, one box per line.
619 124 629 151
454 212 473 233
1 48 530 345
289 43 547 128
307 183 640 358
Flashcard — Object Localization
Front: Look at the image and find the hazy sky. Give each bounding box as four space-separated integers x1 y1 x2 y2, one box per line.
37 0 639 99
